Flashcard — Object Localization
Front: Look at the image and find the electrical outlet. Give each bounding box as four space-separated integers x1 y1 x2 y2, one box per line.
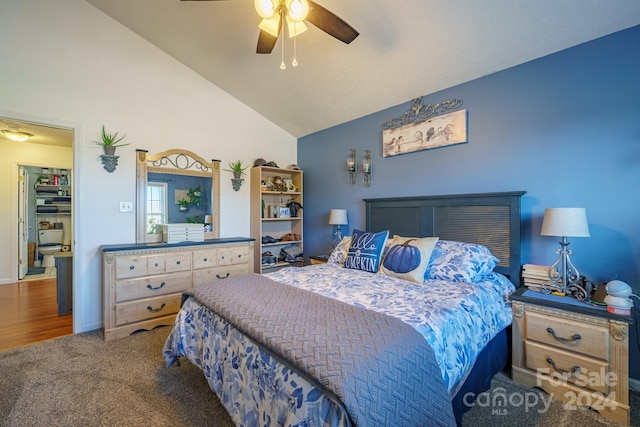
119 202 133 213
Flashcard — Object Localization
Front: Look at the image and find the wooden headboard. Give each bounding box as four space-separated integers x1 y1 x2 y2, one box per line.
364 191 525 286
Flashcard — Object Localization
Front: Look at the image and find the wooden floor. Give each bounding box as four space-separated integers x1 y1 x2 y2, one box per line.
0 277 73 352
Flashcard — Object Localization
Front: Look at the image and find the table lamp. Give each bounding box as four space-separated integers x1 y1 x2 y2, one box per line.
329 209 348 247
540 207 590 296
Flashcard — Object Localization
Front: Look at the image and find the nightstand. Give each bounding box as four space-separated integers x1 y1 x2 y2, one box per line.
309 254 330 265
510 287 632 426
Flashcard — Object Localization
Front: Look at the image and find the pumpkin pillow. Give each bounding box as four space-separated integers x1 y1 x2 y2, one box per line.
344 229 389 273
380 236 439 283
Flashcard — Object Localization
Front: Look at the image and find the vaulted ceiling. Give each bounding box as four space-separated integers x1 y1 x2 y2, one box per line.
58 1 640 137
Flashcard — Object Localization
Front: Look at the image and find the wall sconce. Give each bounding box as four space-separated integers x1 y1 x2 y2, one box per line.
100 154 119 173
347 149 356 184
362 149 371 186
231 177 244 191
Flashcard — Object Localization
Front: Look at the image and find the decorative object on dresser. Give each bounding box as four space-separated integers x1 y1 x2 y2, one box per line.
540 207 591 298
101 238 254 341
511 287 632 426
328 208 348 248
250 164 303 273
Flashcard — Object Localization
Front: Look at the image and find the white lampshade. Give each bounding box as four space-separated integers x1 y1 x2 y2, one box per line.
541 208 590 237
204 215 213 225
329 209 348 226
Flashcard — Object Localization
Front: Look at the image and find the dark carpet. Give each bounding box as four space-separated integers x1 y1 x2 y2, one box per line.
0 326 636 426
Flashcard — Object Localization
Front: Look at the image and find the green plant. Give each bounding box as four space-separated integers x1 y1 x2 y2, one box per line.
224 160 248 177
187 186 202 206
94 125 129 147
178 198 190 209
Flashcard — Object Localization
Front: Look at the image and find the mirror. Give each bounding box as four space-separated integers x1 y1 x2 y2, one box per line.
136 149 220 243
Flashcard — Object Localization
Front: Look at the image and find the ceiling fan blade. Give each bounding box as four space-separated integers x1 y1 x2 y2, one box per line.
306 1 359 44
257 30 279 54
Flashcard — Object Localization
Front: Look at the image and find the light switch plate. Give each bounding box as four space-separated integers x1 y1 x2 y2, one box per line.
119 201 133 213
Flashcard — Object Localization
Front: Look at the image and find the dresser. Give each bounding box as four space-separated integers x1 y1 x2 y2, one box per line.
101 238 254 341
510 287 632 425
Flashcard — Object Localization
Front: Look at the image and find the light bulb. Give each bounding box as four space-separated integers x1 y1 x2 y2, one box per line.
286 0 309 22
255 0 277 19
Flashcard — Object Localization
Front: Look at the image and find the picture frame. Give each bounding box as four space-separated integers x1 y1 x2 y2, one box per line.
282 177 293 192
382 109 467 157
278 207 291 218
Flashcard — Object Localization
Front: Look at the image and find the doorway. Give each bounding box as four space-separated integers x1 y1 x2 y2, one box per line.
1 115 75 348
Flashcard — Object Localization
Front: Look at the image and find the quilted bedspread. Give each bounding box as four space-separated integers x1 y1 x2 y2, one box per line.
181 273 456 426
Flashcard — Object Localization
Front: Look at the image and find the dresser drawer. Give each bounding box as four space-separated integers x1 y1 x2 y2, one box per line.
115 271 192 302
115 293 182 326
525 311 609 360
164 253 192 272
192 264 250 287
217 245 250 266
192 250 218 269
526 341 609 393
115 255 148 279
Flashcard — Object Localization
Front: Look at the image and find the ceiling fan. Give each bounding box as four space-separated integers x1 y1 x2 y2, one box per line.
181 0 359 55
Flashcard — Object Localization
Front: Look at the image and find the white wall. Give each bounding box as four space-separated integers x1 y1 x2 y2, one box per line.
0 0 297 333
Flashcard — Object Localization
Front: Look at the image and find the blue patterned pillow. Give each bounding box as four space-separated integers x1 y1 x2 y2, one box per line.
327 236 352 265
344 229 389 273
424 240 499 283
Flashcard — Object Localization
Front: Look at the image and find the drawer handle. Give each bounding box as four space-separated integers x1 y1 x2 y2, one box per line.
216 272 230 280
203 257 208 262
129 265 135 270
176 260 181 265
146 282 166 290
546 357 581 377
154 262 159 267
237 254 242 258
147 303 166 313
221 255 225 260
546 327 581 343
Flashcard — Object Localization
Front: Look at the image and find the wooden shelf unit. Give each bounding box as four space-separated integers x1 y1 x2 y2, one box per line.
250 166 303 273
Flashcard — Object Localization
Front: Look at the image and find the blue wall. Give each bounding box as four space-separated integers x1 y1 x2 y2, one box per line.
298 26 640 379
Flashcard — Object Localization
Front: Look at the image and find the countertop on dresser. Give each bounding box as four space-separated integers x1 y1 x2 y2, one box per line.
101 237 255 252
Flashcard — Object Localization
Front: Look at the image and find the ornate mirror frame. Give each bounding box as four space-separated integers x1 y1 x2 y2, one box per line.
136 149 221 243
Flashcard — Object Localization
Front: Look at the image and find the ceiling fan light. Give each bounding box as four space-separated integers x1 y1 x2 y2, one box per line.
286 17 307 38
2 129 33 142
255 0 277 19
286 0 309 22
259 15 281 37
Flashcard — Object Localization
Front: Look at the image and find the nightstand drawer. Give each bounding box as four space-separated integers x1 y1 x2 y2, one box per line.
526 341 609 393
525 311 609 360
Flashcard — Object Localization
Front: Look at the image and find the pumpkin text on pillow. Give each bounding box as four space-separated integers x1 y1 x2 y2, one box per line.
380 236 439 283
344 229 389 273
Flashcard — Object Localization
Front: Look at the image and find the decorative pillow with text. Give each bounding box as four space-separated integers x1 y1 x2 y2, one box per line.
344 229 389 273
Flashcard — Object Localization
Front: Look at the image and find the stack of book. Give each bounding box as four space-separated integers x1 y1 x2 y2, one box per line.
522 264 558 292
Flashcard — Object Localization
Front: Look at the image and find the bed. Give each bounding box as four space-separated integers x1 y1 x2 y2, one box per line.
163 191 525 426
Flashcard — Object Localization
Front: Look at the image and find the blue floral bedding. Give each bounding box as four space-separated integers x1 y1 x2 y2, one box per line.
163 264 514 426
